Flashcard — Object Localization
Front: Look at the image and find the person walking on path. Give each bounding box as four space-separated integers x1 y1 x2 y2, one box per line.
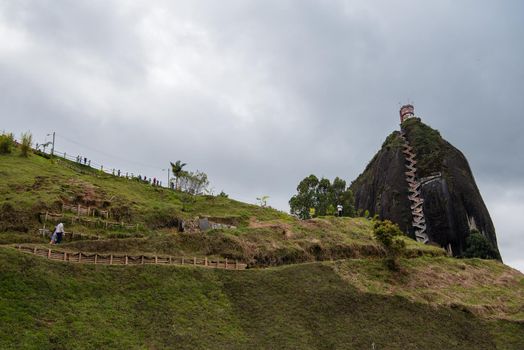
337 204 343 217
55 222 65 244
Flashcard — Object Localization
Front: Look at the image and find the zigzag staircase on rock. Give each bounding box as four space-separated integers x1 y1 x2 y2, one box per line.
400 131 429 244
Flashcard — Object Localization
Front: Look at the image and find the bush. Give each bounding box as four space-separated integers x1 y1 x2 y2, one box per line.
0 133 14 154
464 229 500 260
373 219 406 271
20 132 33 157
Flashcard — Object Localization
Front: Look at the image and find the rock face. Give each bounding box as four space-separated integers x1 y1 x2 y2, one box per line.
350 117 499 257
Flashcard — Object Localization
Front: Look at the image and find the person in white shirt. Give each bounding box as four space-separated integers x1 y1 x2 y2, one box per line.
55 222 65 244
337 204 343 217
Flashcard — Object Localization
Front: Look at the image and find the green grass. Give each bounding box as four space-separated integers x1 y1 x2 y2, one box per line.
6 216 443 268
0 148 288 233
1 247 522 350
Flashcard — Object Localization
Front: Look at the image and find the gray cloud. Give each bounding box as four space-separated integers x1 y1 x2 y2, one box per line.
1 0 523 271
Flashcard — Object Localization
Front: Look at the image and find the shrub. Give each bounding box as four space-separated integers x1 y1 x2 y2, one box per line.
464 229 500 260
0 133 14 154
20 132 33 157
373 219 406 271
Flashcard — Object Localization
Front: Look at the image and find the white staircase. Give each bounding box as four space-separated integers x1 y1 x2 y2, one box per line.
400 132 430 244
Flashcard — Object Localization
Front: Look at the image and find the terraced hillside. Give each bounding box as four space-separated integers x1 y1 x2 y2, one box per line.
1 144 523 349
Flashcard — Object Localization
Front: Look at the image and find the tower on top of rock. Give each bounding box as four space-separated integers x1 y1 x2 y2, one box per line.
400 104 415 123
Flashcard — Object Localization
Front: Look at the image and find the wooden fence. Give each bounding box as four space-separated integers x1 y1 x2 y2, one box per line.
41 211 139 231
38 228 101 241
62 204 110 219
14 245 247 270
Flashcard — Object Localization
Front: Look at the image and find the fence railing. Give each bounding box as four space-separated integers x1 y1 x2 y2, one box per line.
41 211 140 231
38 228 101 241
62 204 110 219
14 245 247 270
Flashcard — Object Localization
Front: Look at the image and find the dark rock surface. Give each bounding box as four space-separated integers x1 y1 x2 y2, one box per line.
350 118 499 257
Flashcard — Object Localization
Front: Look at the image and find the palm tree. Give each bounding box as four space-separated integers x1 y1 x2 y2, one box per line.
170 160 187 190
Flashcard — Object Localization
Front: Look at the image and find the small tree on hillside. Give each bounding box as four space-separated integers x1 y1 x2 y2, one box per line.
20 132 33 157
256 195 269 207
373 219 406 271
0 133 14 154
170 160 187 190
464 229 500 260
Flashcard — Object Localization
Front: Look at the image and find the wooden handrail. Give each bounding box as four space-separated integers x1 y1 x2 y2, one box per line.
12 245 247 270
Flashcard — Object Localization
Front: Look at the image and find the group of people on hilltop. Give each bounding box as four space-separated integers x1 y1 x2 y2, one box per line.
49 222 65 244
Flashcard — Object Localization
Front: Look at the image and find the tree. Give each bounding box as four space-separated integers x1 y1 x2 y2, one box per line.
256 195 270 207
464 229 500 260
289 175 355 219
170 160 187 190
178 170 209 195
373 219 406 271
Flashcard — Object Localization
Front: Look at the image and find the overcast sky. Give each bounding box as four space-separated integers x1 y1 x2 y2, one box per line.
1 0 523 272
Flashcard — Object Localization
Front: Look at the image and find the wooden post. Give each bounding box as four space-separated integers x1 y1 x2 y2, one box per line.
204 257 208 267
181 257 184 265
125 255 128 265
63 252 67 261
235 260 238 270
94 254 98 265
47 249 51 259
17 245 21 250
225 258 228 269
154 256 158 264
78 253 82 263
33 247 37 254
141 256 144 264
169 256 172 265
193 257 196 266
45 211 49 222
110 254 113 265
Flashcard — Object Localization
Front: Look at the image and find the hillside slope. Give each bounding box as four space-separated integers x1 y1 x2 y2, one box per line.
0 148 441 266
1 247 523 350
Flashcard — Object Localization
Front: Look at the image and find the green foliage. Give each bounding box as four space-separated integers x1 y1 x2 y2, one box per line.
464 229 500 260
178 170 209 195
326 204 335 216
401 118 444 177
256 195 269 207
170 160 187 190
0 132 14 154
373 219 406 270
289 175 355 219
364 209 370 218
20 132 32 157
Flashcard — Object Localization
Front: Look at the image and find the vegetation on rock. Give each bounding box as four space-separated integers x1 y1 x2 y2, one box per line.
464 229 500 260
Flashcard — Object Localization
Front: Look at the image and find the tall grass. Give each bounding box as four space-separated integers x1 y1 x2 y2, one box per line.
20 131 32 157
0 132 14 154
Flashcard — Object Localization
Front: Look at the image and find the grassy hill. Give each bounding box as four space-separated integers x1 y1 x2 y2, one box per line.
1 143 523 349
0 148 441 266
1 247 522 349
